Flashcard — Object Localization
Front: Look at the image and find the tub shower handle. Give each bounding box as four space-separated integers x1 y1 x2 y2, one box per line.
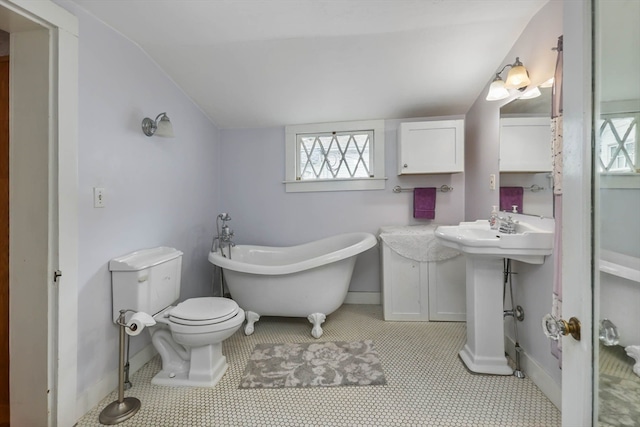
542 313 581 341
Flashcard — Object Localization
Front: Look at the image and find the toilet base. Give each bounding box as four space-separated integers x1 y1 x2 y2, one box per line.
151 354 228 387
151 342 229 387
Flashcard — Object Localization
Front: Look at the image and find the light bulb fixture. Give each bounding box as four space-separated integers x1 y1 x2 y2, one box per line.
539 77 554 88
518 86 542 100
141 112 174 137
485 74 510 101
485 57 531 101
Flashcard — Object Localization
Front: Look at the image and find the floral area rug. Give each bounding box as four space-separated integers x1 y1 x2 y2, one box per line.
239 340 386 389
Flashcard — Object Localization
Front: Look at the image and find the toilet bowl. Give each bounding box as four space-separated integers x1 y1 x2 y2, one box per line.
149 297 245 387
109 247 245 388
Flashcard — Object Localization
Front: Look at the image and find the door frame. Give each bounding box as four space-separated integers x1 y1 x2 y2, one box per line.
0 1 78 426
561 0 594 425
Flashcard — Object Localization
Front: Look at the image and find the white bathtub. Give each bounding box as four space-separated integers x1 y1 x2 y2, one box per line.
599 250 640 375
208 232 377 338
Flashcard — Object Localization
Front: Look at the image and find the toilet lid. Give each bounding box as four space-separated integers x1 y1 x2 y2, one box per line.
169 297 240 326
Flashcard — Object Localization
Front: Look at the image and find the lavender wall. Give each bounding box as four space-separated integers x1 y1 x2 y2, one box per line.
219 118 466 293
56 1 222 400
465 0 563 394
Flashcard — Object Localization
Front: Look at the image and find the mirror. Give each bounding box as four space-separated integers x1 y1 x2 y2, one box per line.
594 0 640 423
499 87 553 217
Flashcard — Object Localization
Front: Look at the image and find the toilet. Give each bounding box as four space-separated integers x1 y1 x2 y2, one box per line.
110 246 245 387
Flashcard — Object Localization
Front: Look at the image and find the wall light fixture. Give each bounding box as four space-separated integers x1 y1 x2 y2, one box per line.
141 112 174 137
485 57 532 101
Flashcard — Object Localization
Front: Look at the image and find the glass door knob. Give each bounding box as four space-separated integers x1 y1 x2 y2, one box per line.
542 313 581 341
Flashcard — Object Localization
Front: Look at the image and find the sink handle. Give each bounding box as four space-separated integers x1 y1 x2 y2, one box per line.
542 313 581 341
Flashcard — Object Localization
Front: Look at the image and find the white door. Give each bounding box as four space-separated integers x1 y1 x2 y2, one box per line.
559 1 640 426
1 1 78 426
557 1 593 425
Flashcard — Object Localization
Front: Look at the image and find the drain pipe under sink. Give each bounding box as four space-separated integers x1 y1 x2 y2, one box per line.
503 258 526 379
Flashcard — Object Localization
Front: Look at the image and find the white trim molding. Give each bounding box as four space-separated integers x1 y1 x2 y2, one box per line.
285 119 386 192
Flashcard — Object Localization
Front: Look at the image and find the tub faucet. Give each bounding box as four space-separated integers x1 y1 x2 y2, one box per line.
220 225 236 250
213 213 235 259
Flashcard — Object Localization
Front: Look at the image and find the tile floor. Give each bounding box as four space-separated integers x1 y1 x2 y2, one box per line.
77 304 560 426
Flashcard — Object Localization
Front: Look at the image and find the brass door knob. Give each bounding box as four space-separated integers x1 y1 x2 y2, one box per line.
542 314 581 341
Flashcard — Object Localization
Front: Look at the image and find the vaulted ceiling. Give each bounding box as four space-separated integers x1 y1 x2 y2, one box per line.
71 0 549 129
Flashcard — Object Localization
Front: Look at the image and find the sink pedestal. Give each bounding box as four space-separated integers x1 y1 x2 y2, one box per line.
459 255 513 375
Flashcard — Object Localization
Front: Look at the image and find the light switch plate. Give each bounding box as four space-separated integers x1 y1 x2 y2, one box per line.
93 187 105 208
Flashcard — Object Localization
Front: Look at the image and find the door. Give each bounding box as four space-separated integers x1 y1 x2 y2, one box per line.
0 1 79 426
560 1 640 426
0 54 8 427
558 0 594 425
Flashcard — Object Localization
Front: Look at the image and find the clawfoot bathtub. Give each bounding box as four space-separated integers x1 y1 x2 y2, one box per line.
208 232 377 338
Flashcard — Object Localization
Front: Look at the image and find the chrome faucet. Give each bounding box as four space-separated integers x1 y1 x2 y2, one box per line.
211 213 235 258
498 215 517 234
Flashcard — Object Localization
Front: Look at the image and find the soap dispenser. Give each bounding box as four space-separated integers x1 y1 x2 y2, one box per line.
489 205 499 230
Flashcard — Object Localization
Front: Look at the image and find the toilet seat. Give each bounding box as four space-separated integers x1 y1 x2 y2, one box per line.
169 297 240 326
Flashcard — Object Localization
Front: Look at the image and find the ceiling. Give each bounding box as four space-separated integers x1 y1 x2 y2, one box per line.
71 0 549 129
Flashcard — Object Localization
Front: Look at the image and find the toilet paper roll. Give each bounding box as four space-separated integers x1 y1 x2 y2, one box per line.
126 311 156 336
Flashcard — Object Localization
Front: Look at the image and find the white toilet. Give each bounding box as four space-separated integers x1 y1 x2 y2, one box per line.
110 246 245 387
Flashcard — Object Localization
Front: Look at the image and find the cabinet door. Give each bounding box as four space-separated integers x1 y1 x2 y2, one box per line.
398 120 464 174
381 245 429 321
500 117 552 172
428 255 466 321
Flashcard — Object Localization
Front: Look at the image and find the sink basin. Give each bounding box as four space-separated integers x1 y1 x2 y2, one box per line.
435 216 554 264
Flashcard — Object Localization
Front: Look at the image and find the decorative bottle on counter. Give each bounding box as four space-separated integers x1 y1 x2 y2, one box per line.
489 205 499 230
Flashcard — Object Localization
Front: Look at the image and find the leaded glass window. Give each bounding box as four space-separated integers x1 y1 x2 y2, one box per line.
598 114 639 173
284 120 385 193
297 131 372 180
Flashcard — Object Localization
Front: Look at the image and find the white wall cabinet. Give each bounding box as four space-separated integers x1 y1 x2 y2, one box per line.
500 117 552 172
381 241 466 322
397 119 464 174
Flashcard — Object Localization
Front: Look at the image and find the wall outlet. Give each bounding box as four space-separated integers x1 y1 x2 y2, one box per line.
93 187 105 208
489 174 496 190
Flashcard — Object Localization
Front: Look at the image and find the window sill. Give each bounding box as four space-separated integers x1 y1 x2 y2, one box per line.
599 173 640 189
283 177 387 193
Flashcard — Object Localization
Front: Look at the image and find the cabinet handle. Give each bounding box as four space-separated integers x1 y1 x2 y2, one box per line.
403 164 408 168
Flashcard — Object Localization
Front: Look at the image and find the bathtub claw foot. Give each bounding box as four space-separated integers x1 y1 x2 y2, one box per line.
244 311 260 336
625 345 640 377
308 313 326 339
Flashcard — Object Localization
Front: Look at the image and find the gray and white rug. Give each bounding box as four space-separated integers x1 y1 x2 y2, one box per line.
240 340 386 389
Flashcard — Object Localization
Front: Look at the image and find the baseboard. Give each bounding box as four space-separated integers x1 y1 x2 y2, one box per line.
344 291 381 305
505 337 561 410
76 343 157 420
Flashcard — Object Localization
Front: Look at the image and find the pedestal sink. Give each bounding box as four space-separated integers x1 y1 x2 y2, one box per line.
435 214 554 375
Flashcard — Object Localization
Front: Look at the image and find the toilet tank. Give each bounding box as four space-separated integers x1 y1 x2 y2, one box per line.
109 247 183 323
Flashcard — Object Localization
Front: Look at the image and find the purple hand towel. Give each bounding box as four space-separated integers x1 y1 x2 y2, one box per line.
500 187 524 213
413 187 436 219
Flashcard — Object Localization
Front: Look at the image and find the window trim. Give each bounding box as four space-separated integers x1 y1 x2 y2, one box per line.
284 119 386 192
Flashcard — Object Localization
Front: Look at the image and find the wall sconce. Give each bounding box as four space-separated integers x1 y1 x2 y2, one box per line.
485 57 532 101
518 86 542 100
141 112 174 137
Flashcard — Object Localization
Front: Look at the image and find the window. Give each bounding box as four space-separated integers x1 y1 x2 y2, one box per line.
284 120 386 192
598 113 639 173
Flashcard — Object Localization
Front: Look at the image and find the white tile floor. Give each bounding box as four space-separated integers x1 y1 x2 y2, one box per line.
77 304 560 426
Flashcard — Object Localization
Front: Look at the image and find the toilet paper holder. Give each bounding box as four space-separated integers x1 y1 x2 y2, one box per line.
99 309 148 425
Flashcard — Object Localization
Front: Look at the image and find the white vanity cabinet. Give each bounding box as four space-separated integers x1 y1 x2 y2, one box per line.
379 226 466 322
500 117 552 172
397 119 464 174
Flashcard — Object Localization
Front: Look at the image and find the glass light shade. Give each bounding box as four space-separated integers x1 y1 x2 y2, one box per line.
540 77 554 88
486 79 509 101
504 65 531 89
518 86 542 99
155 114 174 137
